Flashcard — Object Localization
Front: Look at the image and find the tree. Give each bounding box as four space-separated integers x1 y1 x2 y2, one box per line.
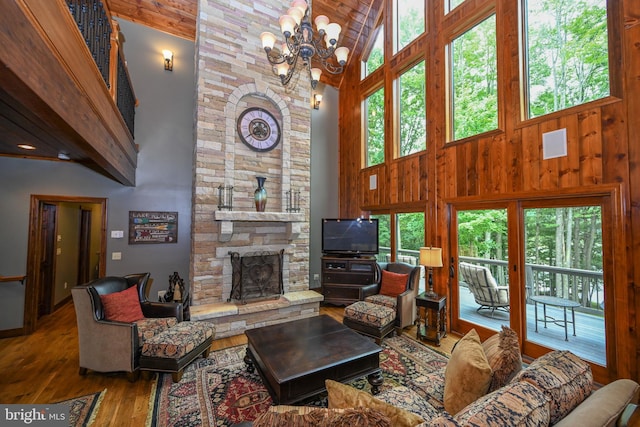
527 0 609 117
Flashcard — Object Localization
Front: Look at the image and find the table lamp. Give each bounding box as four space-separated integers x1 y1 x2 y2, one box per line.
420 247 443 298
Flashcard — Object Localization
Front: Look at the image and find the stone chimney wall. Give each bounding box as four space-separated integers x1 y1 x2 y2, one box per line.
191 0 312 307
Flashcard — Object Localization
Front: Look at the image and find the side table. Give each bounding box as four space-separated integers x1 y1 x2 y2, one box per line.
416 293 447 346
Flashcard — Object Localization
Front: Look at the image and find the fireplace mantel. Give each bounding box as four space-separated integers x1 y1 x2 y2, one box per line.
214 211 305 242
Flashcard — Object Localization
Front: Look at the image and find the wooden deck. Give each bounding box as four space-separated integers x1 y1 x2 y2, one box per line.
457 286 606 366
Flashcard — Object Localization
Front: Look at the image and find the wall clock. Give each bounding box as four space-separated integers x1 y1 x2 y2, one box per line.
236 107 281 152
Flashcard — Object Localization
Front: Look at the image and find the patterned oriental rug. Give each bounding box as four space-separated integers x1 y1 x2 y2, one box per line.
146 334 449 427
55 389 106 427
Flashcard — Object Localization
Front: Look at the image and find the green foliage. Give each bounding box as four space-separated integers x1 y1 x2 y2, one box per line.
399 61 426 156
457 209 507 258
396 0 424 51
452 15 498 140
363 26 384 77
366 87 385 166
397 212 425 251
526 0 609 117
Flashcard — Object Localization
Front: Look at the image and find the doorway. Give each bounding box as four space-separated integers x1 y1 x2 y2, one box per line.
24 195 107 334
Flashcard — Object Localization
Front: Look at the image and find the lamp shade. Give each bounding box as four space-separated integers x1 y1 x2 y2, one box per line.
420 247 443 268
334 46 349 65
260 32 276 50
325 22 342 45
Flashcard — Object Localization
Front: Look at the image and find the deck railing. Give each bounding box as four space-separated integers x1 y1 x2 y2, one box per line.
459 256 604 315
378 248 604 314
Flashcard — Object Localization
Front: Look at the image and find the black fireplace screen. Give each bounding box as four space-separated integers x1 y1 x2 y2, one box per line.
228 249 284 303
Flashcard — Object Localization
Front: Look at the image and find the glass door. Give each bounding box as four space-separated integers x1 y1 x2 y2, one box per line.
455 208 509 333
523 205 606 366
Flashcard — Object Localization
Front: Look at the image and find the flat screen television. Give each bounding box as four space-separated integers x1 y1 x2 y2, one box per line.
322 218 379 256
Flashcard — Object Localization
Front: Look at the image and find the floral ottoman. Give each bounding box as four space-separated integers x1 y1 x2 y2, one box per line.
139 321 215 382
343 300 396 344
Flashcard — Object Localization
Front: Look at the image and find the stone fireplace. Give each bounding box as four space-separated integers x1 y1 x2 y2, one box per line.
228 250 284 303
188 0 322 338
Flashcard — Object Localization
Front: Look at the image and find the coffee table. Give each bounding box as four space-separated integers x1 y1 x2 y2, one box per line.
244 315 383 405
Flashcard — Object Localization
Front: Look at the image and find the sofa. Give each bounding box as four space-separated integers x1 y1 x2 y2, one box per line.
245 326 639 426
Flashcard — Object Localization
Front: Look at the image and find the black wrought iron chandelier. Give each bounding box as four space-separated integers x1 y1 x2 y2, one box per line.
260 0 349 89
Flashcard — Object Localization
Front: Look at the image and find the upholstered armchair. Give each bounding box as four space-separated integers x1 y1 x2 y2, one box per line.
359 262 421 332
459 262 510 316
71 273 183 380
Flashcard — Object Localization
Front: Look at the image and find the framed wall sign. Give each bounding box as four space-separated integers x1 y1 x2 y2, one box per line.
129 211 178 244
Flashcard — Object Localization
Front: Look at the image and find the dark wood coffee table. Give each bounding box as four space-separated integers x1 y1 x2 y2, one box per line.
244 315 383 405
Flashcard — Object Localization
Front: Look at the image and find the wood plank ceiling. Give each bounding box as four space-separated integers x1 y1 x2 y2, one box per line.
108 0 375 88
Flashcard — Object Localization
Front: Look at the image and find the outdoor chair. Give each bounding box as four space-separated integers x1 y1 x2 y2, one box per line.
459 262 510 317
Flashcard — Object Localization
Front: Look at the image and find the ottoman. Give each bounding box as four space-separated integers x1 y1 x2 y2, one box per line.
139 321 215 382
343 301 396 344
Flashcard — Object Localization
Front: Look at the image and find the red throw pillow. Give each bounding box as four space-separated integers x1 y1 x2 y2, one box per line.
379 270 409 297
100 285 145 322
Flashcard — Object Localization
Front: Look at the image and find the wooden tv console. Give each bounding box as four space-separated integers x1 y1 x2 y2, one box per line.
321 256 377 305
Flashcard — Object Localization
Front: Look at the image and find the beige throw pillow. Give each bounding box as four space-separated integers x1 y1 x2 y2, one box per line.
443 329 492 415
326 379 424 427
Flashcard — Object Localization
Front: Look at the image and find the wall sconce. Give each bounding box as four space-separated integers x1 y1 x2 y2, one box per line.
313 93 322 110
162 50 173 71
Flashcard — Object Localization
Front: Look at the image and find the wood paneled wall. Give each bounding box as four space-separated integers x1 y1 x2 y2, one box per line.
338 0 640 381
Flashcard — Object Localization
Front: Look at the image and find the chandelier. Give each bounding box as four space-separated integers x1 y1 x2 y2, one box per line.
260 0 349 89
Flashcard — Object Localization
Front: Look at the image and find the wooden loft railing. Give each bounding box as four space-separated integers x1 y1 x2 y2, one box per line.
0 0 138 185
66 0 136 136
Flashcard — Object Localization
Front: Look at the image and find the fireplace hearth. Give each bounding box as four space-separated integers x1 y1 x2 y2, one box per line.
228 249 284 303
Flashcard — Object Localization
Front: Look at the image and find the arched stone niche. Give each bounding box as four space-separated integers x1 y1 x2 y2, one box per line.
223 83 291 212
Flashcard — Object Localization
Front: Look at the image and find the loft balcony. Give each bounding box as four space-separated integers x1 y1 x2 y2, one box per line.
0 0 137 185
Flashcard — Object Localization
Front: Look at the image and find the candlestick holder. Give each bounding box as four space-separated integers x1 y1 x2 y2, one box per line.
285 189 301 213
217 185 233 211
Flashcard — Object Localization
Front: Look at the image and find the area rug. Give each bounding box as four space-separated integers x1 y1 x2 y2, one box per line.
55 389 106 427
147 335 449 427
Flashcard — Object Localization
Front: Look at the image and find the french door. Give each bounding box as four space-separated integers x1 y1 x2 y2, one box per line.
449 193 617 383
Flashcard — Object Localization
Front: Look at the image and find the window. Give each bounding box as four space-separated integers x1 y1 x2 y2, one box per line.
363 25 384 79
450 15 498 141
371 214 391 263
445 0 466 14
395 0 424 52
395 212 424 267
365 87 385 167
398 61 426 157
524 0 609 118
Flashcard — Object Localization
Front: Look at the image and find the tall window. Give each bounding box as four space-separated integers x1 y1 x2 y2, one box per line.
372 214 391 262
365 87 385 167
363 25 384 79
395 212 424 266
395 0 424 52
525 0 609 118
398 61 426 157
450 15 498 141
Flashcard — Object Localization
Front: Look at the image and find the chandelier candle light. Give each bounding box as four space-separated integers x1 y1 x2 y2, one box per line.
260 0 349 89
420 247 443 299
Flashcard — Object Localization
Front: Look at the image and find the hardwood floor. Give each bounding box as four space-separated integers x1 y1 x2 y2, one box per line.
0 301 457 426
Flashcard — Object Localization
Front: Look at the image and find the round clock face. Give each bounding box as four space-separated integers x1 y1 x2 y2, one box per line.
236 107 281 152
